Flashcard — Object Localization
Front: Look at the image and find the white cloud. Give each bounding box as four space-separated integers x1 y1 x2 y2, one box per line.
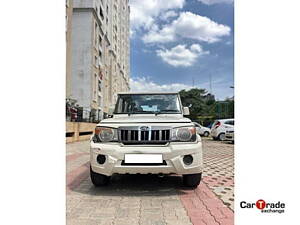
143 11 230 44
156 44 209 67
160 10 178 21
130 0 185 30
130 77 233 100
143 24 176 43
198 0 233 5
130 77 192 92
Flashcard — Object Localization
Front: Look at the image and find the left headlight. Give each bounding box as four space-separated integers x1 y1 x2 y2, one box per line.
92 126 118 143
171 126 197 142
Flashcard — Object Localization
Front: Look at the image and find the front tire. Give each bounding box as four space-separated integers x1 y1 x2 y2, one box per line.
203 131 209 137
90 166 110 186
218 133 226 141
183 173 202 187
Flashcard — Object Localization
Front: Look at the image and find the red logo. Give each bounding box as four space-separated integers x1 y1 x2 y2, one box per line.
256 199 266 210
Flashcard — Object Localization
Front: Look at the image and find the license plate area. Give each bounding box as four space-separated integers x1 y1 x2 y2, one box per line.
124 154 163 164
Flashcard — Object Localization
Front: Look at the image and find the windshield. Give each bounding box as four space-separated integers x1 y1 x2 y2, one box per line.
114 94 182 114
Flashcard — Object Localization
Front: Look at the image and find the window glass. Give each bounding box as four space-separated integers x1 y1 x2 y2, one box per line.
225 120 234 125
115 94 181 114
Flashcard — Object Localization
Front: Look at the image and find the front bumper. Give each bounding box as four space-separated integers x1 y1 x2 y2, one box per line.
90 136 203 176
225 133 234 140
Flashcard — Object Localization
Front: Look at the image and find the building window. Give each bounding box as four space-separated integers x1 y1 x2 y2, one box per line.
100 7 104 20
98 35 102 46
95 56 98 67
98 80 102 92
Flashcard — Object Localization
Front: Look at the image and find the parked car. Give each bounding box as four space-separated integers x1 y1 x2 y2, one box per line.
90 92 203 187
193 122 211 137
211 119 234 141
225 127 234 143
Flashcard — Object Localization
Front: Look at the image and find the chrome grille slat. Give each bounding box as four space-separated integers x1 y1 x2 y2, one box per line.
119 126 171 144
128 130 131 141
148 129 152 141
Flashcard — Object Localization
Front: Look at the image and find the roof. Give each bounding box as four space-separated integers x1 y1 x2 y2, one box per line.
117 92 179 95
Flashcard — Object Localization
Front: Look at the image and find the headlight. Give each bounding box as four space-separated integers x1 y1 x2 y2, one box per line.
92 127 118 143
171 126 197 142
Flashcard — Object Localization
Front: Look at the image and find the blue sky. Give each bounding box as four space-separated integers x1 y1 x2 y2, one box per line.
129 0 234 100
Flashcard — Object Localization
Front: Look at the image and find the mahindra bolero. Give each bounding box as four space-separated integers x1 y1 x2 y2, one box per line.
90 92 203 187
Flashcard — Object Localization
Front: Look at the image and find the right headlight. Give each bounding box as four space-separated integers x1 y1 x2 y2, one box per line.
171 126 197 142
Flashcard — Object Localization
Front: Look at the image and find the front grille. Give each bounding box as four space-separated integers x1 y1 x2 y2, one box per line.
119 126 171 145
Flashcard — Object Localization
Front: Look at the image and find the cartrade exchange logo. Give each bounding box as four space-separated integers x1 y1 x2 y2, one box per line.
240 199 285 213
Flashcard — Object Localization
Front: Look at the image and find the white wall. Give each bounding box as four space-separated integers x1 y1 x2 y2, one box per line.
71 11 93 109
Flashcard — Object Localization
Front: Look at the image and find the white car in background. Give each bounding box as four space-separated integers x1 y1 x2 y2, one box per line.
211 119 234 141
225 127 234 143
193 122 211 137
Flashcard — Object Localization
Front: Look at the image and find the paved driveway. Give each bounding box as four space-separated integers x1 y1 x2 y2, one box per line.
66 138 234 225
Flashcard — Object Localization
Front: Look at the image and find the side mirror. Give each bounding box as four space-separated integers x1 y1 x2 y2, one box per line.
183 107 190 116
108 106 115 116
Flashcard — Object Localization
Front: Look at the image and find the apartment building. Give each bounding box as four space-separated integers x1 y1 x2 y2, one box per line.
66 0 73 99
66 0 130 120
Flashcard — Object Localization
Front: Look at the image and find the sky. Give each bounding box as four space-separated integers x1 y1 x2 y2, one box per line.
129 0 234 100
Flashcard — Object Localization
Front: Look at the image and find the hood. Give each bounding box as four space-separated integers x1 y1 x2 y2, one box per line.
99 114 191 124
203 127 211 132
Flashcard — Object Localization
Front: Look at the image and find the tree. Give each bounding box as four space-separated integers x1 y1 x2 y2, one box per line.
179 88 215 118
215 98 234 119
179 88 234 125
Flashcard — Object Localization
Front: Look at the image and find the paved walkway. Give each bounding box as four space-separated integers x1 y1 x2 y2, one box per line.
66 138 234 225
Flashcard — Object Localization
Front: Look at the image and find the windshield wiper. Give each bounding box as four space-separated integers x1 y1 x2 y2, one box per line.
128 110 156 116
155 110 180 115
127 110 178 116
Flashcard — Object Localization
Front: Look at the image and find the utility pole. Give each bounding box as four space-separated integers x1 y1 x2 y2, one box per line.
209 73 213 94
192 77 195 87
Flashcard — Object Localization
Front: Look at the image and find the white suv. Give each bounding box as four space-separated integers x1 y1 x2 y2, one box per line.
90 92 203 187
211 119 234 141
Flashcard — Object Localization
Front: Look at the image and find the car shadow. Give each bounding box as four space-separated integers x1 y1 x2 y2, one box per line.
72 174 195 197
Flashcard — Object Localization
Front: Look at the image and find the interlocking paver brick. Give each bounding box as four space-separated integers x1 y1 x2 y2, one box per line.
201 138 234 210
